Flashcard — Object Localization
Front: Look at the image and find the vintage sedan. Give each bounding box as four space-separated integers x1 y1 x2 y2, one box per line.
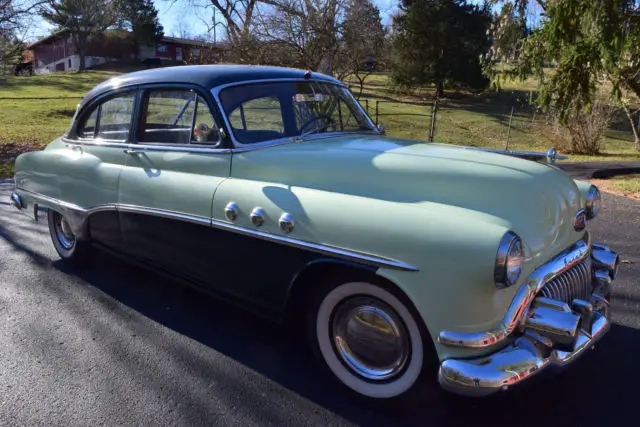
10 65 618 400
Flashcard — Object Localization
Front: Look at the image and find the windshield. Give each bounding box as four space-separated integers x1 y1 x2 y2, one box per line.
217 81 377 145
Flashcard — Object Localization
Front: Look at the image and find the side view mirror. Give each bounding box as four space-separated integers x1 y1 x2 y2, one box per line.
377 123 386 134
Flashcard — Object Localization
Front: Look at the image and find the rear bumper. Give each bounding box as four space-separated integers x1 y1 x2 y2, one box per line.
438 241 617 397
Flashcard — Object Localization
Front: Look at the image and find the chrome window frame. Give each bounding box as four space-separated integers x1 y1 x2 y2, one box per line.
211 78 380 151
136 84 225 149
65 84 233 155
73 88 139 144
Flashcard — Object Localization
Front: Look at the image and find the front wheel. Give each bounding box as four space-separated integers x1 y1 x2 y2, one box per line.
308 279 431 400
47 209 90 263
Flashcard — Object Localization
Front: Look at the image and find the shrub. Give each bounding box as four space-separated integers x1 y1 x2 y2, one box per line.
564 103 615 155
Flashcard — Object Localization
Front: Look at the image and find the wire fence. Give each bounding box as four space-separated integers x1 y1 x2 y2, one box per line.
358 97 639 151
1 93 637 153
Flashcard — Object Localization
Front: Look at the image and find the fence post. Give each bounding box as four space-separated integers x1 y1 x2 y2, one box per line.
375 101 379 125
365 99 369 115
428 98 438 142
505 106 514 151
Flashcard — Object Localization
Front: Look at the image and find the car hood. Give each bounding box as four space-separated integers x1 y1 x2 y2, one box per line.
233 134 584 264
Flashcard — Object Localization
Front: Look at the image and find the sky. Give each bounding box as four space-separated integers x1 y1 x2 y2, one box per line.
30 0 400 42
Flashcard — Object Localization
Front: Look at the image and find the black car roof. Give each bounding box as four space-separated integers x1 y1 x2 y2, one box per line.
83 64 343 102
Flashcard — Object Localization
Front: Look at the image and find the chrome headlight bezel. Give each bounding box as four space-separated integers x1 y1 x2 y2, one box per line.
585 185 601 219
494 232 524 289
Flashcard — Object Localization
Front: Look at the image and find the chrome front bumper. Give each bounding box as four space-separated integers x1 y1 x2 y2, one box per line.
438 241 617 396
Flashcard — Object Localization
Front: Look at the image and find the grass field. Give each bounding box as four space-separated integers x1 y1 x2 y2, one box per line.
1 67 639 178
346 73 640 162
592 174 640 200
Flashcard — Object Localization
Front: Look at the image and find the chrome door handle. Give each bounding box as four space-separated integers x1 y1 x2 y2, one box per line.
124 148 145 155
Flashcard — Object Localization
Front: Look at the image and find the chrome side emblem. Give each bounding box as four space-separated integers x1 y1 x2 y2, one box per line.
224 202 239 221
250 207 265 227
279 213 295 233
574 209 587 231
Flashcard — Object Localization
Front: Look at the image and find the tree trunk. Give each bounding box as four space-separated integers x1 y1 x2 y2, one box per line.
133 38 139 61
318 51 333 75
435 80 444 99
622 104 640 151
74 33 88 72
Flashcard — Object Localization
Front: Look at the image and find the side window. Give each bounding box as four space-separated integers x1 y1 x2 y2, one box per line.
140 89 220 145
229 97 284 133
193 95 221 144
77 93 135 141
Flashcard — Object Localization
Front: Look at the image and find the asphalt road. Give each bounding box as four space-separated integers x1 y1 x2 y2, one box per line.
1 178 639 427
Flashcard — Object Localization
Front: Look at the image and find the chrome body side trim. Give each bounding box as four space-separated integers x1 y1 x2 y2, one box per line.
13 189 418 272
207 216 418 272
439 239 590 348
117 205 212 227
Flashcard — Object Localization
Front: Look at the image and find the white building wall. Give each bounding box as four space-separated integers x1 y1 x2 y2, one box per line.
37 55 114 73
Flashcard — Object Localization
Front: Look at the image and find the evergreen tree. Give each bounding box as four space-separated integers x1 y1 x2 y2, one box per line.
500 0 640 149
117 0 163 60
392 0 492 97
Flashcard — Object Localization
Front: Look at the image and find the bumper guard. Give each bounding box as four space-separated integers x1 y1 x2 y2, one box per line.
438 242 617 396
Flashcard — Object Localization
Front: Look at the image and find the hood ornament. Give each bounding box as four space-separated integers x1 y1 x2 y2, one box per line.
473 146 567 164
546 147 559 164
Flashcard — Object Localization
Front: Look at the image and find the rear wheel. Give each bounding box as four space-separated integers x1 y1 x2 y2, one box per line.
47 209 90 263
307 278 433 400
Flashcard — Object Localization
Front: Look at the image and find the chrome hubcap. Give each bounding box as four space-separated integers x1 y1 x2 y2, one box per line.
331 297 410 381
54 213 75 249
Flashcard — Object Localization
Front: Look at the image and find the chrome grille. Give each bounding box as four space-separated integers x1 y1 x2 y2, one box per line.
539 257 593 303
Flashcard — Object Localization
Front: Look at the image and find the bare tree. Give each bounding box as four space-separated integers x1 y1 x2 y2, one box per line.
340 0 385 96
255 0 344 74
1 1 46 67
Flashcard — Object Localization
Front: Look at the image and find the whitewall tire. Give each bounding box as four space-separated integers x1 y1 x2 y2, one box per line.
311 281 426 399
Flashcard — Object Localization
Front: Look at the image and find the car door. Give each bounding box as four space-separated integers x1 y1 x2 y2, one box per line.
117 85 232 285
60 89 137 250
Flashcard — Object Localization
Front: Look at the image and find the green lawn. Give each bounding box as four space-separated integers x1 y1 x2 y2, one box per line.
1 68 640 178
347 73 640 162
592 174 640 200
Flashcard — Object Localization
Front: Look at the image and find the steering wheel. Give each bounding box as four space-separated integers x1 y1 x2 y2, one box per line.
299 115 334 134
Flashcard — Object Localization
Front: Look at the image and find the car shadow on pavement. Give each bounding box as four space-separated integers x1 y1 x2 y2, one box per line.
52 248 640 427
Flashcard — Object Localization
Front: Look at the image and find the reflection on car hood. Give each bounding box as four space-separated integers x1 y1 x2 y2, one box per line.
234 135 584 263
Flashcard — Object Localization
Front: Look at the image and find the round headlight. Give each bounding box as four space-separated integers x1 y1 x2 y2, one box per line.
495 232 524 288
585 185 601 219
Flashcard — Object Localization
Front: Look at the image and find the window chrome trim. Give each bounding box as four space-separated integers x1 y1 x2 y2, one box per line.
13 190 418 272
62 137 130 149
438 239 590 349
210 78 380 152
62 137 232 154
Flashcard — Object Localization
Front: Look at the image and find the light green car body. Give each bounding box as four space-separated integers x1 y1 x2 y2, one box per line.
14 132 594 361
